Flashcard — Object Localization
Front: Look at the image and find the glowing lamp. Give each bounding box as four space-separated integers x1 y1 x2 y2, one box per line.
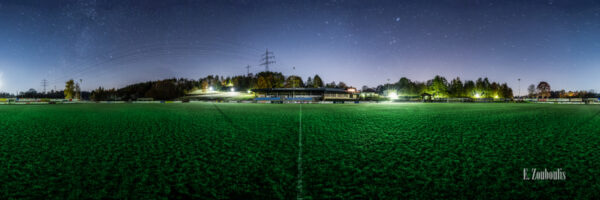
388 92 398 100
474 93 481 98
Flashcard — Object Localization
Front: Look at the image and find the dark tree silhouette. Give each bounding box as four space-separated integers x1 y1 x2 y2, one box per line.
537 81 551 99
312 75 324 88
528 84 536 97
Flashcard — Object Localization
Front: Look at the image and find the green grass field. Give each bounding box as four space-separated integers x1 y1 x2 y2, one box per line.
1 103 599 199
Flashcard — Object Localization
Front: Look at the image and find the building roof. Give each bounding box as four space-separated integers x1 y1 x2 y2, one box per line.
252 87 349 93
361 88 377 93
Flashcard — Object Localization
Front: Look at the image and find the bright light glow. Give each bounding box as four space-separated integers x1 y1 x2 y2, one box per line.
230 87 235 92
208 86 213 91
247 90 252 94
474 93 481 98
494 95 499 98
388 92 398 100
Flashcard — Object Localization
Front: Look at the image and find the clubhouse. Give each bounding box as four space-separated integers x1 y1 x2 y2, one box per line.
252 88 358 102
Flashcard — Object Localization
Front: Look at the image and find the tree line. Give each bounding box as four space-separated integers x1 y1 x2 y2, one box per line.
0 89 88 99
89 72 337 101
6 72 597 101
369 76 514 98
87 73 516 100
526 82 597 98
90 78 197 101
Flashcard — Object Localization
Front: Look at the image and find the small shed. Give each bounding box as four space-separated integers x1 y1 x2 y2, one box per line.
421 93 432 102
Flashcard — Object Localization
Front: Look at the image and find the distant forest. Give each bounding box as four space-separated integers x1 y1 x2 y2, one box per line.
2 71 598 100
89 72 517 100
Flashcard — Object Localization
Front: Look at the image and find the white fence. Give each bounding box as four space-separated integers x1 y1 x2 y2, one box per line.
524 98 599 104
2 97 600 105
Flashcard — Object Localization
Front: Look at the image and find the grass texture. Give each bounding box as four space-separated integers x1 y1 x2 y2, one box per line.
1 103 599 199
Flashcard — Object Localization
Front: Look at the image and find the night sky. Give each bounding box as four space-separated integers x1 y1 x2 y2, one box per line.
1 0 599 95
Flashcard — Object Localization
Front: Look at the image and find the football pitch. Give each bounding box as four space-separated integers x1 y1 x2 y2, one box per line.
1 103 599 199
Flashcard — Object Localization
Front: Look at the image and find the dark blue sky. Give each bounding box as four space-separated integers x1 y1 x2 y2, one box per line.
1 0 599 95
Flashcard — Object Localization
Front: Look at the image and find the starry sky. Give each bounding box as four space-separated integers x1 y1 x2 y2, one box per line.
1 0 599 95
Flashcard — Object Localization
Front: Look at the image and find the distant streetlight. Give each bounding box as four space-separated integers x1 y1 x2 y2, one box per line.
518 78 521 98
387 91 398 100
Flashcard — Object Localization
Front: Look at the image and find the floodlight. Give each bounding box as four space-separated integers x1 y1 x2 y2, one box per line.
388 92 398 100
208 86 213 91
230 87 235 92
474 93 481 98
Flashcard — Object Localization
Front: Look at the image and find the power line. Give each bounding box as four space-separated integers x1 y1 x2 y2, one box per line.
260 48 275 72
41 79 48 94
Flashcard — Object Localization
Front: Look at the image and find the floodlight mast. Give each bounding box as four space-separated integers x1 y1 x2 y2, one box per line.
387 78 391 101
387 78 390 93
518 78 521 99
79 79 83 99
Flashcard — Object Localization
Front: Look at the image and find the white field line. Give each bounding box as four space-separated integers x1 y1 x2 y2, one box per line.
297 103 303 200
